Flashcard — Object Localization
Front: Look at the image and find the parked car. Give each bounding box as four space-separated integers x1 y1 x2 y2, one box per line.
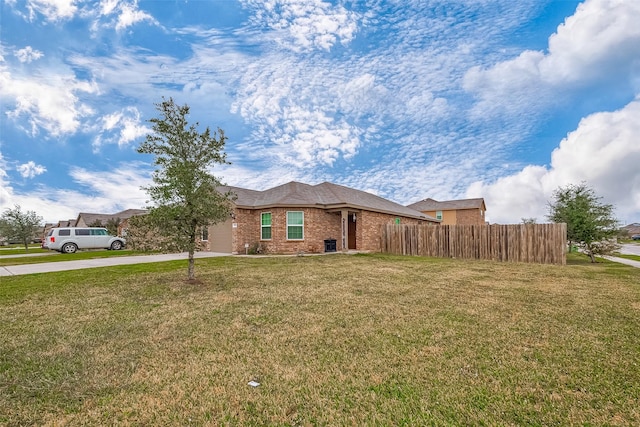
43 227 126 254
632 234 640 241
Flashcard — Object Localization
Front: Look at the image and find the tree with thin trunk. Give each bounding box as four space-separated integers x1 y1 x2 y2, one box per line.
0 205 43 252
547 182 619 262
137 98 234 281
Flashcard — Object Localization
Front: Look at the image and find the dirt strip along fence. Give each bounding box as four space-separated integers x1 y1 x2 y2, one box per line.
381 223 567 265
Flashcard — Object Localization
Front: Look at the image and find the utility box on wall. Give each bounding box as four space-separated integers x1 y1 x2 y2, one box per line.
324 239 337 253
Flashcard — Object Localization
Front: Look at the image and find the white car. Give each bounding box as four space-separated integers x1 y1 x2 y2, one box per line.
43 227 126 254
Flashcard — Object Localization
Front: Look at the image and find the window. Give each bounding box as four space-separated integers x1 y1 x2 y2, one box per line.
286 211 304 240
201 227 209 241
75 229 90 236
436 211 443 220
59 229 70 236
91 229 108 236
261 212 272 240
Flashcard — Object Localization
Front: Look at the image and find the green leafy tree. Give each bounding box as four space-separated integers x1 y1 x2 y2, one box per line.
0 205 43 252
547 183 619 262
137 98 234 281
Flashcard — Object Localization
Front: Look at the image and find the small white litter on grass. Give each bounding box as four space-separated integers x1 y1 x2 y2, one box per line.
248 380 260 387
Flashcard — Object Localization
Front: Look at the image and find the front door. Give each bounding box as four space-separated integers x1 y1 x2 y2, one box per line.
348 213 357 250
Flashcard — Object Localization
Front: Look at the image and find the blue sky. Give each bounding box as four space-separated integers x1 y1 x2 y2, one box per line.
1 0 639 225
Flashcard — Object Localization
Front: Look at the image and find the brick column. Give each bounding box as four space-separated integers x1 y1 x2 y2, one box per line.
341 209 349 251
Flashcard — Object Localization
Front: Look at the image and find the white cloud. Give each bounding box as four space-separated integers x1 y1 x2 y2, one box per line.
464 0 640 115
17 161 47 178
87 0 158 33
0 160 151 223
93 107 149 150
12 0 155 29
68 164 149 208
0 63 98 136
26 0 78 22
466 99 640 224
14 46 44 63
241 0 359 52
112 0 156 31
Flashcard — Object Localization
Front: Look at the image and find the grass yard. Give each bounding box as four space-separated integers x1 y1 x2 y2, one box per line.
0 249 144 266
0 247 49 256
1 253 639 425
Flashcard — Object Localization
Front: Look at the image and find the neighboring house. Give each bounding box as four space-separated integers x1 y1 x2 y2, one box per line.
208 181 439 254
75 209 148 228
75 209 147 237
621 222 640 237
56 219 77 227
407 197 487 225
41 223 56 241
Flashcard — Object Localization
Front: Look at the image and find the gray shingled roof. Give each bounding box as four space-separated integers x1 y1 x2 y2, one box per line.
407 197 486 211
76 209 148 226
220 181 438 222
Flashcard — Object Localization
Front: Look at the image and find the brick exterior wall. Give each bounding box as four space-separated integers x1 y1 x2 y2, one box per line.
232 207 342 254
455 208 485 225
230 207 428 254
358 211 424 251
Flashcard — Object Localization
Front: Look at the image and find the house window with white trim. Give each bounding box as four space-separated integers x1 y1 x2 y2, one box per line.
436 210 443 220
261 212 272 240
286 211 304 240
201 227 209 241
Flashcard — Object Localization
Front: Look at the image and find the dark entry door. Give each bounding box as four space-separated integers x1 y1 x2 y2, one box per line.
348 214 357 250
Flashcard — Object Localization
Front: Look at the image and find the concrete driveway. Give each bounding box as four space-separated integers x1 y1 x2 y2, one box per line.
0 252 230 277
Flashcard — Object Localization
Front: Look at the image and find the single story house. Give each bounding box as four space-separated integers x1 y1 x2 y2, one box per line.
75 209 148 228
407 197 487 225
206 181 439 254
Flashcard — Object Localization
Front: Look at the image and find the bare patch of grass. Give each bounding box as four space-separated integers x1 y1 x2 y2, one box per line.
1 254 639 425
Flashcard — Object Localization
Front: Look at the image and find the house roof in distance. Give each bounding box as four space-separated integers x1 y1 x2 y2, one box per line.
220 181 439 222
407 197 486 212
76 209 148 226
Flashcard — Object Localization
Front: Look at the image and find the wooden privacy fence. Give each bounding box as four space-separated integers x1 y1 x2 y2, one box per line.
381 223 567 265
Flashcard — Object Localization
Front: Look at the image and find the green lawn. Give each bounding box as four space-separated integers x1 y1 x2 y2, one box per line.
0 246 48 256
0 249 146 266
1 253 639 425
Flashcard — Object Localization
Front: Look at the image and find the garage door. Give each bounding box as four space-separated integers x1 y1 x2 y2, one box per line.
209 219 233 253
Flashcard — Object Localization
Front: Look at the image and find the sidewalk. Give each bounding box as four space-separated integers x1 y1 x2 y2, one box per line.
602 255 640 269
0 252 230 277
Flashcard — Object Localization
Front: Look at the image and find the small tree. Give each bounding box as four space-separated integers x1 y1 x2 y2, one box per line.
105 218 121 236
547 183 619 262
521 217 537 224
0 205 43 252
137 98 234 281
124 214 173 252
